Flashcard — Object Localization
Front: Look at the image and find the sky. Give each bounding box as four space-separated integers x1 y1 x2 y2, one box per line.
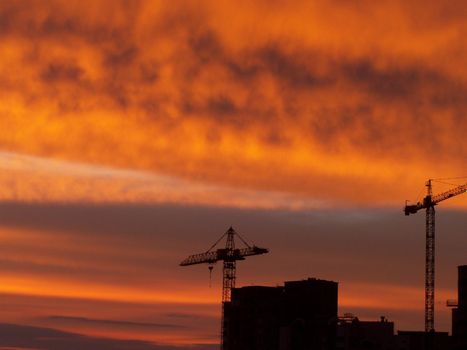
0 0 467 348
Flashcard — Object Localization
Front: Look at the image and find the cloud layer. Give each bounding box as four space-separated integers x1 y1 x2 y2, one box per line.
0 0 466 205
1 1 467 346
0 323 216 350
1 202 465 340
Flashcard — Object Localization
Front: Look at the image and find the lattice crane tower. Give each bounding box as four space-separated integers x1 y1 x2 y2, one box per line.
180 226 269 349
405 179 466 332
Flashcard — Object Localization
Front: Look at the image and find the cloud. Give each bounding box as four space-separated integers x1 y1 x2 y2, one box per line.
45 316 184 329
0 2 466 342
0 291 219 345
0 323 216 350
0 0 466 206
0 201 465 336
0 151 328 209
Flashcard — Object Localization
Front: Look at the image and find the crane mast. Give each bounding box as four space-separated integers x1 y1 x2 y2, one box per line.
223 230 236 303
405 179 466 333
425 180 435 333
180 226 268 349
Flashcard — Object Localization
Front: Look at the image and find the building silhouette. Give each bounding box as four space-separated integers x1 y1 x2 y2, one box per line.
337 315 394 350
223 278 338 350
452 265 467 350
396 331 450 350
221 267 467 350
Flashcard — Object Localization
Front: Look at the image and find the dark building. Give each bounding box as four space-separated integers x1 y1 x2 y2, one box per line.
452 265 467 350
395 331 450 350
223 278 338 350
337 315 395 350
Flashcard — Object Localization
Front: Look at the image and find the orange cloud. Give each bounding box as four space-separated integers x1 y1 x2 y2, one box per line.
0 0 466 206
0 151 330 209
0 224 220 343
0 2 466 345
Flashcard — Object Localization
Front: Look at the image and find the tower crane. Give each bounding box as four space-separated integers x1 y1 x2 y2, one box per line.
404 179 467 332
180 226 268 349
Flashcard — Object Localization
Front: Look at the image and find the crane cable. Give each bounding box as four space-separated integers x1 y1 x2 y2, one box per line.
432 176 467 181
208 264 214 288
235 230 253 248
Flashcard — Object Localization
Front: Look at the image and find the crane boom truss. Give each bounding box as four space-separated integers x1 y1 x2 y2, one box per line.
432 184 467 204
180 246 269 266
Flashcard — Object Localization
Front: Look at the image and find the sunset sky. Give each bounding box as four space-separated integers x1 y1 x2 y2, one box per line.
0 0 466 349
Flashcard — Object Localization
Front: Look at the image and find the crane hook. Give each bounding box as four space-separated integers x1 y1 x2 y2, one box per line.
208 264 214 288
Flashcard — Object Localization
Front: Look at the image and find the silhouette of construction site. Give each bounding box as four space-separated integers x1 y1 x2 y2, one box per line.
220 265 467 350
179 179 467 350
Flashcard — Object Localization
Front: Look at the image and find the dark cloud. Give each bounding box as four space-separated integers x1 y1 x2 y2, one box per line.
257 46 334 89
105 46 139 67
207 96 238 116
189 31 223 64
0 292 219 334
40 62 84 82
139 61 159 84
0 2 16 34
0 323 216 350
1 0 466 165
1 1 466 112
343 59 421 98
1 201 466 288
0 201 466 334
165 313 206 320
46 316 184 329
0 1 133 42
339 58 463 104
242 45 467 108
